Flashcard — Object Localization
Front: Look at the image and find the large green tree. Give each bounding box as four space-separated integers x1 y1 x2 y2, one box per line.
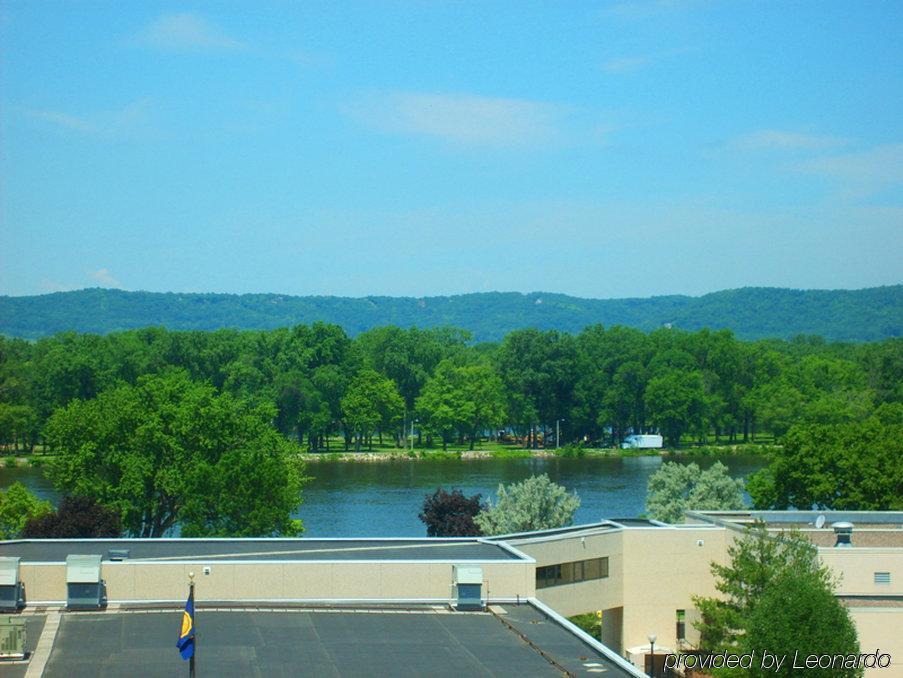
747 417 903 511
646 461 745 523
45 370 307 537
341 368 404 451
693 527 860 677
416 362 506 450
0 482 52 539
474 474 580 535
645 369 706 446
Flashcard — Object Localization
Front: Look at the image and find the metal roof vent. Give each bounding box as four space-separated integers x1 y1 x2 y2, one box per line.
66 555 107 610
108 549 129 561
833 521 854 548
0 558 25 612
453 565 484 611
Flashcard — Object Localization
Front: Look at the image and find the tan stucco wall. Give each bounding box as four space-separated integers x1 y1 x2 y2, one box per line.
817 548 903 596
20 560 534 604
619 527 729 654
511 530 624 617
511 527 730 655
847 608 902 678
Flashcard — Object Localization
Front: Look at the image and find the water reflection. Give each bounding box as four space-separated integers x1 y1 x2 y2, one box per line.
0 455 765 538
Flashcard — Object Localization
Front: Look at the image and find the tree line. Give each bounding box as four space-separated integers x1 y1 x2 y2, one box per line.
1 323 901 452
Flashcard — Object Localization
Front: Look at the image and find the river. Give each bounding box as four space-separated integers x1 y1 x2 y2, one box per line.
1 455 765 537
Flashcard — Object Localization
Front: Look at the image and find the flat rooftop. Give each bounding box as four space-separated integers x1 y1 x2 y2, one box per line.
0 538 524 563
15 605 635 677
688 510 903 548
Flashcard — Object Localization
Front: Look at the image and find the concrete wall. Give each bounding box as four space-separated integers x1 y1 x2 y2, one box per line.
20 560 534 604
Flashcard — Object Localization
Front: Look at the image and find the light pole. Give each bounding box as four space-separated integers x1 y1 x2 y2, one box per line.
647 633 656 677
556 419 565 449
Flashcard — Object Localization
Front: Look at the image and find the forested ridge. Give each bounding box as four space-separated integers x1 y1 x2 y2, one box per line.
1 323 900 453
1 285 900 342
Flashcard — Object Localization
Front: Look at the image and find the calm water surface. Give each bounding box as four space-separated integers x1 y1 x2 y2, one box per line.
0 455 765 537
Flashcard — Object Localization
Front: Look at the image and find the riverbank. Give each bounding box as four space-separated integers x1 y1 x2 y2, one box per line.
299 443 776 463
1 443 775 468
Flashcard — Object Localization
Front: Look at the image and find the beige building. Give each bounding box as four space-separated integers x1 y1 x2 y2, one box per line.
1 510 900 676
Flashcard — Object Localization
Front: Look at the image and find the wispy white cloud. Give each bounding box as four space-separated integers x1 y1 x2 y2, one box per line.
25 110 97 133
135 13 246 52
601 47 693 74
800 143 903 196
284 49 329 69
24 100 154 137
345 91 568 147
602 55 653 73
729 129 848 151
89 268 122 288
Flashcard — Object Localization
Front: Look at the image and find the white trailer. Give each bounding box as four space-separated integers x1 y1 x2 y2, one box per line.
620 434 663 449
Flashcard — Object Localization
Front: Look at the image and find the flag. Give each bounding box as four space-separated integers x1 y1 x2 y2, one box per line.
177 586 195 661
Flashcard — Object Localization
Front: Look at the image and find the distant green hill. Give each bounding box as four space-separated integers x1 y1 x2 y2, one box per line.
0 286 900 342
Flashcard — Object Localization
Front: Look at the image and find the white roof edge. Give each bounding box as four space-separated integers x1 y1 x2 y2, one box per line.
528 597 645 677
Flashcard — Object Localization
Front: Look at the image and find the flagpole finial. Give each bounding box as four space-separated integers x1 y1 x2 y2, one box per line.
189 571 195 583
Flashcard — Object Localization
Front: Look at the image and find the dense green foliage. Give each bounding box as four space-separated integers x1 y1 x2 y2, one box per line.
0 482 51 539
2 285 900 342
474 474 580 535
418 488 484 537
44 371 307 537
693 527 860 677
646 462 746 523
1 321 900 457
747 411 903 511
743 569 862 677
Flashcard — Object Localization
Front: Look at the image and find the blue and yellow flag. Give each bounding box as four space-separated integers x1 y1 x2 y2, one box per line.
176 586 195 660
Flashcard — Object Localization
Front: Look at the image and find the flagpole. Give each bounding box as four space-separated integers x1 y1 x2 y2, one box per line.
189 571 196 678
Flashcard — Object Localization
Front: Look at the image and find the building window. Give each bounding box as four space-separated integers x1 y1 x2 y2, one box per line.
874 572 891 584
536 557 609 589
676 609 686 641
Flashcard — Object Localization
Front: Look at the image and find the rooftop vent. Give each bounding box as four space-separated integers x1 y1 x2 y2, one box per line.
0 558 25 613
833 521 854 548
66 555 107 610
453 565 484 611
108 549 129 561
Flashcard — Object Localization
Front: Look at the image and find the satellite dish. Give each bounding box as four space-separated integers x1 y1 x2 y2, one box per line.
815 514 826 529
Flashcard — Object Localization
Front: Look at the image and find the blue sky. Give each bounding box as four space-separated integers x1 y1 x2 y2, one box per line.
1 0 901 298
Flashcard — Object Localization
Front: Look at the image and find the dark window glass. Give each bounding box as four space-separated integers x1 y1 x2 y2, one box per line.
599 557 609 578
560 562 574 584
536 556 609 588
573 560 584 582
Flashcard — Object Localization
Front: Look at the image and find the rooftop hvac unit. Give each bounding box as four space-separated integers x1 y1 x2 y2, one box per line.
453 565 483 611
66 555 106 610
0 558 25 613
0 617 26 660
